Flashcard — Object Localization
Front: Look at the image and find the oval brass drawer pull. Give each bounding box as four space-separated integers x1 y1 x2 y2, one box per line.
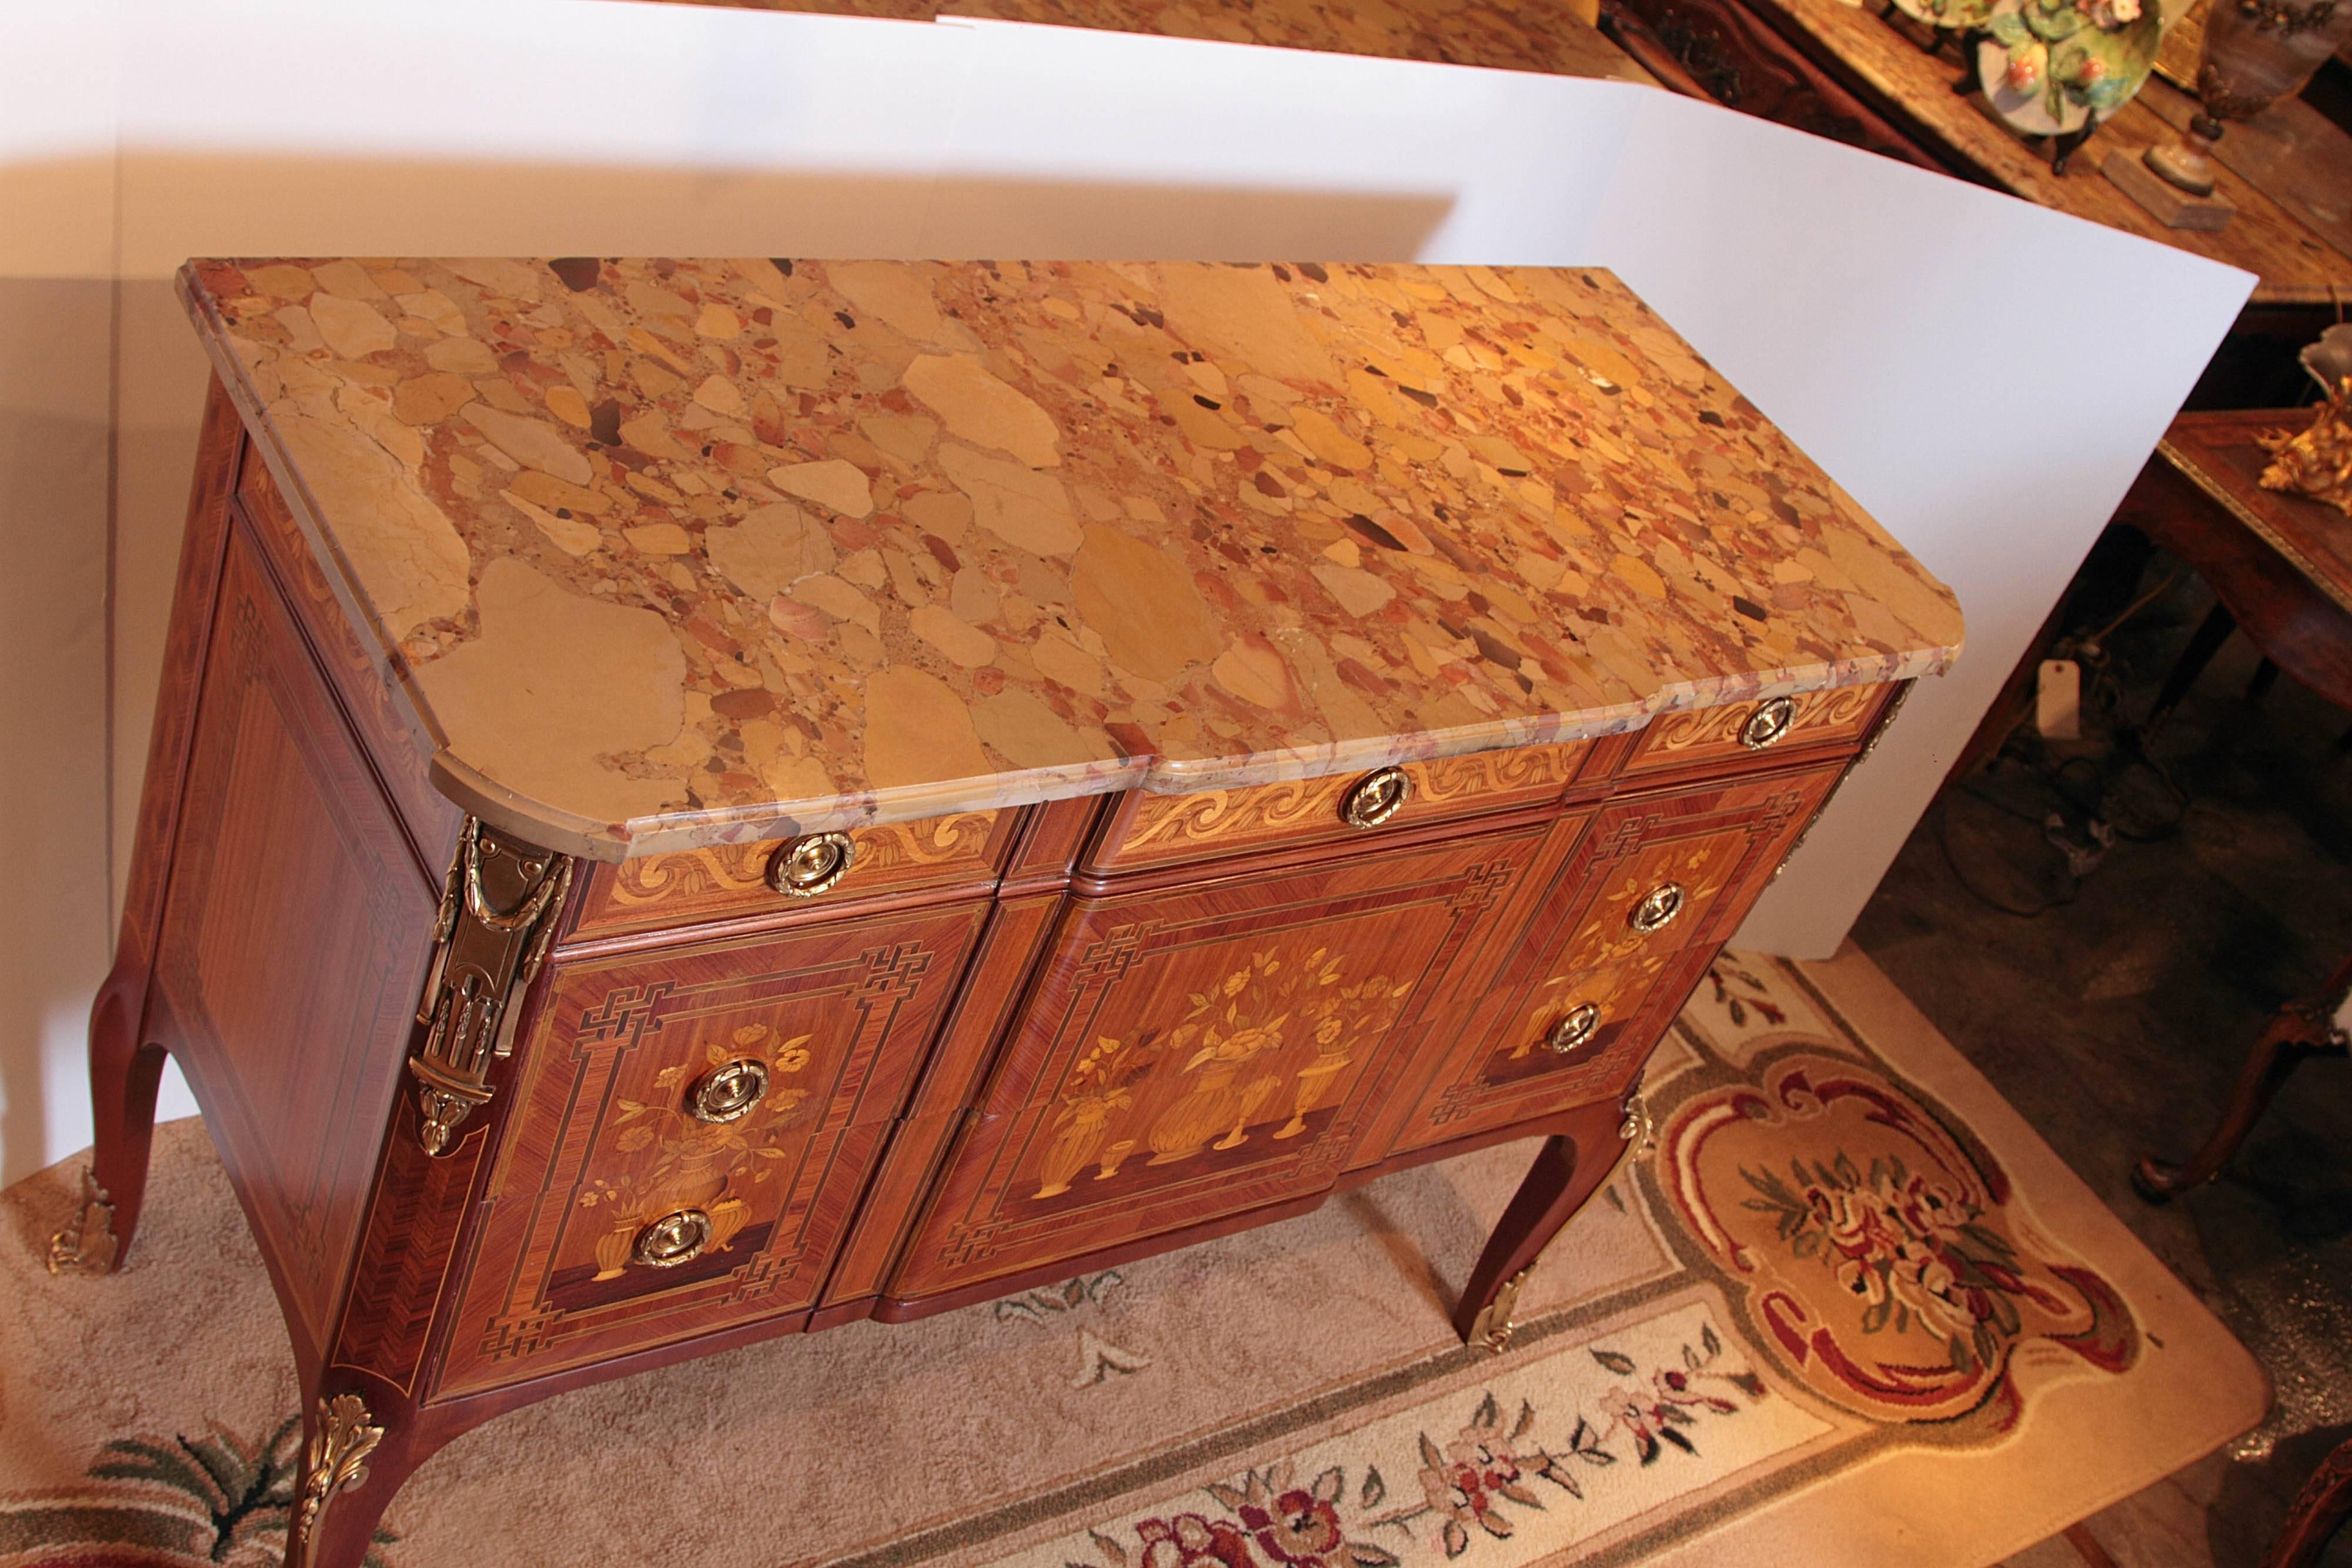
1739 696 1798 750
1544 1002 1602 1054
633 1209 713 1269
687 1059 769 1124
767 831 856 898
1629 881 1686 935
1339 766 1412 829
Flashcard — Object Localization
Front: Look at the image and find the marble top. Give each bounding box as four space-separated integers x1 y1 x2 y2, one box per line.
181 257 1963 860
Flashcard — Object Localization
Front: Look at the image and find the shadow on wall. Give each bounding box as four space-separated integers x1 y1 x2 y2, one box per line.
6 152 1461 1186
0 270 116 1187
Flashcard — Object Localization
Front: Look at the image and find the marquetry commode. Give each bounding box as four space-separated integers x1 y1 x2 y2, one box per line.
55 256 1960 1567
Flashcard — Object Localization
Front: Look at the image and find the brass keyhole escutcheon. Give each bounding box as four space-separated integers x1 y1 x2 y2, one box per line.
687 1059 769 1124
1739 696 1798 750
1544 1002 1602 1055
1340 766 1412 829
1630 881 1686 935
767 831 856 898
633 1209 713 1269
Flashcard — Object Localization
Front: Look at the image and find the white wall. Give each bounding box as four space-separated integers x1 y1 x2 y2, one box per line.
0 7 162 1185
0 0 2247 1183
1588 92 2251 954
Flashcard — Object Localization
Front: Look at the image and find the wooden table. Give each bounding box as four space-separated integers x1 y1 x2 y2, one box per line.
2119 410 2352 1567
1736 0 2352 309
49 255 1960 1568
670 0 1658 82
2127 409 2352 731
1598 0 2352 401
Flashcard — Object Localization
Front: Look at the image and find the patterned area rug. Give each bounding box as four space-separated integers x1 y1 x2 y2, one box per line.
0 947 2264 1567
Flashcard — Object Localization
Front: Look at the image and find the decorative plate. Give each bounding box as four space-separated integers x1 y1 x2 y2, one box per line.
1976 0 2161 137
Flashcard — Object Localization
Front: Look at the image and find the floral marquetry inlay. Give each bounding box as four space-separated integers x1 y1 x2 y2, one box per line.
181 258 1962 857
439 903 986 1397
572 810 1007 934
1628 685 1880 773
1030 947 1414 1200
1102 741 1588 867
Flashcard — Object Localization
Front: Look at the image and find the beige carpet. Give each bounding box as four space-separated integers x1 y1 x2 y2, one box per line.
0 947 2266 1567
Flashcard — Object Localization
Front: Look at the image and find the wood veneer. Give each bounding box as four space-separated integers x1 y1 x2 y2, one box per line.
68 342 1945 1568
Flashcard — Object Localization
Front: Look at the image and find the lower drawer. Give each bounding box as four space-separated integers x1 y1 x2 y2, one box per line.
433 901 985 1397
1375 763 1842 1155
1386 947 1712 1152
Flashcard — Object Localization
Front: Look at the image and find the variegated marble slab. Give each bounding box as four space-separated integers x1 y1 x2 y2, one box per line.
180 258 1963 859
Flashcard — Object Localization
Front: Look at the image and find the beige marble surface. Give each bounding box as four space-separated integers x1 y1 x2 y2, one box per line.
182 258 1963 860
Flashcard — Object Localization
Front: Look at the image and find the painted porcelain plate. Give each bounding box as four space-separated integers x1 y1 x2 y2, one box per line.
1976 0 2161 137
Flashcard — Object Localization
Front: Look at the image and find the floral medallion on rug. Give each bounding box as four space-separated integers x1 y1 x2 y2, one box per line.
0 948 2264 1568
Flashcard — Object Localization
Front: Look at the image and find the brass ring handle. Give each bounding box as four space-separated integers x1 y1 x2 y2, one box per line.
1339 766 1412 830
686 1059 769 1124
1739 696 1798 751
767 831 856 898
633 1209 713 1269
1544 1002 1602 1055
1629 881 1686 935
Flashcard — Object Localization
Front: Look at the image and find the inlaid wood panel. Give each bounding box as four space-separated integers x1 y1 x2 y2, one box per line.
330 1095 486 1398
436 904 986 1397
1621 685 1883 780
234 454 459 868
1379 763 1842 1154
118 375 245 979
1086 742 1594 873
818 891 1070 1308
889 828 1559 1300
568 812 1015 940
151 523 439 1359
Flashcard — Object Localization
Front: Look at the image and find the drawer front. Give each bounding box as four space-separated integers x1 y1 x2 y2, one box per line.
1085 741 1592 873
1622 685 1886 779
569 810 1015 938
436 903 985 1396
889 823 1572 1301
1382 764 1840 1154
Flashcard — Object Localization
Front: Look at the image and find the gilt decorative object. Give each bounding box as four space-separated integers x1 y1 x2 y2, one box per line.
55 256 1960 1568
2259 325 2352 516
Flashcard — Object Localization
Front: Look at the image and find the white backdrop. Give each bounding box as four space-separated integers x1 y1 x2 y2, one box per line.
0 0 2250 1184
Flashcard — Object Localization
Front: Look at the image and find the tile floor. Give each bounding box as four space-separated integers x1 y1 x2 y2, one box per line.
1853 553 2352 1567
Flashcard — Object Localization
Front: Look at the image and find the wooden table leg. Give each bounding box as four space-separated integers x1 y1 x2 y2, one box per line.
2136 955 2352 1201
2263 1436 2352 1568
1453 1083 1647 1352
48 376 245 1277
46 968 169 1275
2142 600 2240 741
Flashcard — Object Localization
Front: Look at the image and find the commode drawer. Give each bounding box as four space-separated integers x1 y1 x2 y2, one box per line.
1084 740 1595 874
1378 764 1842 1155
1621 685 1887 780
569 811 1018 939
434 902 985 1397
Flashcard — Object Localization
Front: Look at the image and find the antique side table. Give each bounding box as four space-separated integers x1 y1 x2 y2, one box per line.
2121 410 2352 1204
50 256 1961 1568
2120 410 2352 1568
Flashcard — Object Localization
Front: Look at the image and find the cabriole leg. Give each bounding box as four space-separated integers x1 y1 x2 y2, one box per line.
49 971 167 1275
286 1392 416 1568
1453 1084 1650 1352
2134 994 2340 1201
